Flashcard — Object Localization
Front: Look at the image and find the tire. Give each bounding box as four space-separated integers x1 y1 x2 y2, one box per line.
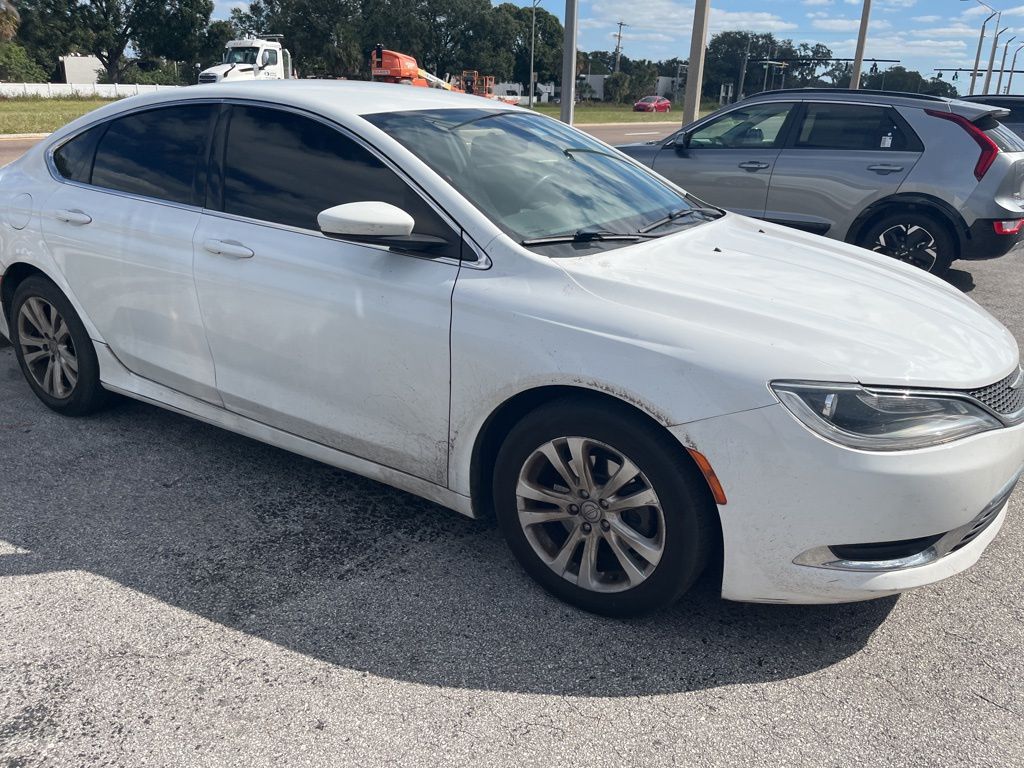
858 210 956 276
10 275 109 416
493 398 717 617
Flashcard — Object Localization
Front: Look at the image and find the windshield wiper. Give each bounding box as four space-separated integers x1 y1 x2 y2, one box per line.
451 111 533 129
639 206 724 234
521 229 652 246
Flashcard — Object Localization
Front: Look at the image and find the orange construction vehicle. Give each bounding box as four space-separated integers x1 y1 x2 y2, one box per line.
370 44 518 104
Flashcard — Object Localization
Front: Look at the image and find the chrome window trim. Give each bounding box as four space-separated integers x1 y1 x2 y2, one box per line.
44 96 490 268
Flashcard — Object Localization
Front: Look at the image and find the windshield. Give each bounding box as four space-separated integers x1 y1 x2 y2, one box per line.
365 108 710 248
640 97 658 103
223 47 259 65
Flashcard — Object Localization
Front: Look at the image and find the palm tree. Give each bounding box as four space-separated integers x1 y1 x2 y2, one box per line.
0 0 19 42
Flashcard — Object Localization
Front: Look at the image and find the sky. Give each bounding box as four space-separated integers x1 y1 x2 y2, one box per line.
211 0 1024 94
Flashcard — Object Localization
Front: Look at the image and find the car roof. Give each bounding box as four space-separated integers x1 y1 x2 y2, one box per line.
739 87 1005 120
48 80 522 141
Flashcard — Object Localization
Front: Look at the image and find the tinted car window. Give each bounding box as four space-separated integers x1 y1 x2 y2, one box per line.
222 105 456 250
91 104 215 205
688 102 794 149
52 125 104 183
795 103 919 151
976 114 1024 152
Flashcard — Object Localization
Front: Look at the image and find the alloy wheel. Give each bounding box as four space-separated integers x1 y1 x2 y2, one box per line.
17 296 79 399
516 436 666 593
872 224 939 272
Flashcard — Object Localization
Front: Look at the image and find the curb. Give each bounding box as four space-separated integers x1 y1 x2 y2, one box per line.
0 133 50 141
574 121 678 128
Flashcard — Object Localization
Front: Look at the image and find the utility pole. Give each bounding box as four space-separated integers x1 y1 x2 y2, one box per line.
682 0 710 125
528 0 540 109
970 11 997 95
984 19 1006 94
559 0 578 124
613 21 629 73
1009 43 1024 93
850 0 872 90
998 36 1016 95
736 34 751 103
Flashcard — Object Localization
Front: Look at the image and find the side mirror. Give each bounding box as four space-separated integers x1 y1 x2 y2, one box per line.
317 202 450 253
672 132 691 155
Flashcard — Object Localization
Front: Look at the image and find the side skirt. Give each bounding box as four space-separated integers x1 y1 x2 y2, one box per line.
93 342 475 518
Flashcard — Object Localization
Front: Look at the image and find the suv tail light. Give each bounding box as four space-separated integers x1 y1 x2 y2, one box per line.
994 219 1024 235
926 108 1000 181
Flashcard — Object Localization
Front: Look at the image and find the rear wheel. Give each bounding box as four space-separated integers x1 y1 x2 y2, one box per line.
493 399 717 616
858 210 955 276
11 276 109 416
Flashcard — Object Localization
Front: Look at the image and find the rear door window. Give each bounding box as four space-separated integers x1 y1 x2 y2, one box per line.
794 103 922 152
90 104 216 205
52 125 104 183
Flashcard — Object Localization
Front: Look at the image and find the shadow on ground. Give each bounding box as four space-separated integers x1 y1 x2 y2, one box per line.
944 267 976 293
0 363 894 697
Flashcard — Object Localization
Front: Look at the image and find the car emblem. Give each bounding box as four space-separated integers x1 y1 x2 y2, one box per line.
1010 368 1024 390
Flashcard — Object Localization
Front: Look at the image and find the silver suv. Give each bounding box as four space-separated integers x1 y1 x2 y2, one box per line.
618 89 1024 275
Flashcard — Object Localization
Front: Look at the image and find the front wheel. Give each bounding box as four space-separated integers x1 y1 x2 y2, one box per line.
858 210 955 276
493 399 717 616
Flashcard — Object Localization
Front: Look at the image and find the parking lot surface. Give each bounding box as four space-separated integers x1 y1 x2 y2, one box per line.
2 215 1023 763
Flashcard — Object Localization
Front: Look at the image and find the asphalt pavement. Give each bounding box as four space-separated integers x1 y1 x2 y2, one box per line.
1 150 1023 766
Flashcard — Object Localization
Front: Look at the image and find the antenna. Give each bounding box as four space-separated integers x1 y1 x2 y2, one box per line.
613 21 629 72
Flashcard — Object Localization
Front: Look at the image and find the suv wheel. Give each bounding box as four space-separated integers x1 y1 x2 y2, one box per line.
493 399 717 617
859 211 955 276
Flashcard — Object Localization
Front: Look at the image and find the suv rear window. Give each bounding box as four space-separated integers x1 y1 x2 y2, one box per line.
795 103 922 151
976 115 1024 152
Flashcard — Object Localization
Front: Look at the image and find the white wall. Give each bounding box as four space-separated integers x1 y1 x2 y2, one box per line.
0 83 180 98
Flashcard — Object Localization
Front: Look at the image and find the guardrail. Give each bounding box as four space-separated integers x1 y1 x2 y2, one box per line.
0 83 182 98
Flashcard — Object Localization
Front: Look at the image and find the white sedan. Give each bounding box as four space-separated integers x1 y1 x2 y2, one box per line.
1 81 1022 615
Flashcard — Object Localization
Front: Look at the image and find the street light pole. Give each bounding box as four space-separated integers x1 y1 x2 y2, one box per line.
682 0 710 124
850 0 872 90
528 0 540 109
559 0 578 124
984 19 1006 94
969 11 997 95
998 35 1016 95
1009 43 1024 93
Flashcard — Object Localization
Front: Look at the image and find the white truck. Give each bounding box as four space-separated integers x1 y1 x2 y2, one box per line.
198 36 295 83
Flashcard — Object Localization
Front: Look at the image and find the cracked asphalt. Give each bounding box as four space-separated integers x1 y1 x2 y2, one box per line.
1 249 1023 767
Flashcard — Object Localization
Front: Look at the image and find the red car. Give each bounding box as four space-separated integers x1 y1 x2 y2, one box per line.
633 96 671 113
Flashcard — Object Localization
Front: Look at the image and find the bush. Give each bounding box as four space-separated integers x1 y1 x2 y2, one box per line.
0 42 47 83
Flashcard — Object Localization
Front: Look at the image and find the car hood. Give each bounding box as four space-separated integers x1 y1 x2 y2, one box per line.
553 214 1019 390
200 63 256 80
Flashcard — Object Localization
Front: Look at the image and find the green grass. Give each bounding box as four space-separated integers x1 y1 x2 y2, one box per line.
0 97 112 134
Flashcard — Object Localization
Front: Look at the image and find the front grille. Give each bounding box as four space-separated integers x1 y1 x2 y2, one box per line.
198 73 218 84
968 365 1024 419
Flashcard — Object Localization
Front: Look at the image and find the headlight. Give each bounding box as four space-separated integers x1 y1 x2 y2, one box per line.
770 381 1001 451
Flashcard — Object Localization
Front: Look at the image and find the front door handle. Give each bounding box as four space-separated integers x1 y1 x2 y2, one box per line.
54 209 92 225
738 161 770 171
202 239 254 259
867 164 905 175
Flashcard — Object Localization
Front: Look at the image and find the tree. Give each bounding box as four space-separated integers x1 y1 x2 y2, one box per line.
0 40 46 80
0 0 18 41
604 71 630 103
12 0 82 77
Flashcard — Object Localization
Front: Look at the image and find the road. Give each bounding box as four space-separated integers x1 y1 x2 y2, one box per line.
1 141 1023 767
0 137 43 167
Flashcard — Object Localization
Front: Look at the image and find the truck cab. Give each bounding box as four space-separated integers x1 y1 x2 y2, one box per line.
199 37 294 83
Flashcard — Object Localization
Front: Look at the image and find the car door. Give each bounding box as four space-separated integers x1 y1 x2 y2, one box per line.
651 101 797 218
192 104 461 485
765 102 922 238
41 103 222 404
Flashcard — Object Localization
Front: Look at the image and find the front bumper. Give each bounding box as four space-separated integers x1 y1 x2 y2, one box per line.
675 403 1024 604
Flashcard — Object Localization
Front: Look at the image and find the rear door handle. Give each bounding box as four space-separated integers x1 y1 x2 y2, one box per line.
867 164 905 174
738 161 770 171
202 239 254 259
54 209 92 225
